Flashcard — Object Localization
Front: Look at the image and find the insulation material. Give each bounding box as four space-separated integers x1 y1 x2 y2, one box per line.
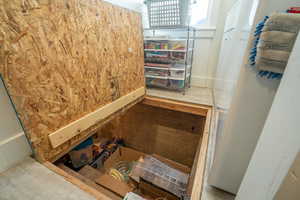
0 0 144 161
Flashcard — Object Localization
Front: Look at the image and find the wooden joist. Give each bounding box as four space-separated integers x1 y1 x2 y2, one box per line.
49 87 145 148
142 96 209 117
188 109 212 200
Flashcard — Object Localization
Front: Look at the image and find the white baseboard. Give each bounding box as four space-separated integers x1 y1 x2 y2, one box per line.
0 132 32 173
191 76 215 88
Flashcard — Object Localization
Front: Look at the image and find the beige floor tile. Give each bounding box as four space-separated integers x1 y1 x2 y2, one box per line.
146 86 214 106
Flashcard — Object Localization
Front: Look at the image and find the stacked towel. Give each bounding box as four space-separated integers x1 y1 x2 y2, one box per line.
255 13 300 76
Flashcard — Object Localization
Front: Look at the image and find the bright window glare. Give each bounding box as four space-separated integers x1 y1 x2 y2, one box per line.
249 0 259 26
191 0 210 25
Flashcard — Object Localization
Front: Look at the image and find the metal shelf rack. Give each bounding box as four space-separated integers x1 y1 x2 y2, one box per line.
143 27 196 94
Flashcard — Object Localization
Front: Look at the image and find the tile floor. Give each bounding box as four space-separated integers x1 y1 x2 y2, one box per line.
0 158 95 200
146 86 214 106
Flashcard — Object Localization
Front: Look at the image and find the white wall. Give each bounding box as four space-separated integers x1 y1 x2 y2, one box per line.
142 0 227 88
104 0 237 89
236 31 300 200
190 28 216 88
275 152 300 200
198 0 238 88
190 0 249 88
0 79 32 173
189 0 225 88
214 0 258 110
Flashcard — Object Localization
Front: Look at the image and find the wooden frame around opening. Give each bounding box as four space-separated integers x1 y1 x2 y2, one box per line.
49 87 145 148
44 96 212 200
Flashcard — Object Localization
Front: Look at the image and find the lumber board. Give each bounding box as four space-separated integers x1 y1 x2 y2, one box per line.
143 96 209 117
49 87 145 148
44 162 111 200
187 109 212 200
0 0 145 161
48 95 144 163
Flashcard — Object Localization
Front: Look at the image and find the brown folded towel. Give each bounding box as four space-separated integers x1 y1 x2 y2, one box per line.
256 13 300 74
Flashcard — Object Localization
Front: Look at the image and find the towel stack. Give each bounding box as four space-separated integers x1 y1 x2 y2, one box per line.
250 13 300 78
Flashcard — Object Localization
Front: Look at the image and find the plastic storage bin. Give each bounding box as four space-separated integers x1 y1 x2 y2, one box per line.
146 0 191 28
169 69 184 79
145 51 171 64
145 68 169 77
146 77 169 88
169 79 184 89
144 41 170 50
144 40 186 51
170 52 185 63
172 63 186 69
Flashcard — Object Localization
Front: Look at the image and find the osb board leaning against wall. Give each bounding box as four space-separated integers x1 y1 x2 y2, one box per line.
0 0 145 161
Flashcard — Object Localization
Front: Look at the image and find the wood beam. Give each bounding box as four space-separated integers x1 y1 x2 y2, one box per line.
143 96 209 117
188 109 212 200
49 87 145 148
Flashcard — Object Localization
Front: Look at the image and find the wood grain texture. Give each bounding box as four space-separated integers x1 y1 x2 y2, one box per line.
49 96 144 163
142 96 209 117
49 87 145 148
187 109 211 200
0 0 144 161
101 103 206 167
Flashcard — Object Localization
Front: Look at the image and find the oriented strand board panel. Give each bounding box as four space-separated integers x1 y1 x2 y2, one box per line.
49 87 145 148
0 0 145 161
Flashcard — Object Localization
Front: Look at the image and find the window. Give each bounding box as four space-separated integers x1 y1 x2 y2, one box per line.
190 0 210 25
249 0 259 26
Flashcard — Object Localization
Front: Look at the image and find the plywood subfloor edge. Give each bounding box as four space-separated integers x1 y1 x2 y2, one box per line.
143 96 210 117
188 108 212 200
44 162 111 200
